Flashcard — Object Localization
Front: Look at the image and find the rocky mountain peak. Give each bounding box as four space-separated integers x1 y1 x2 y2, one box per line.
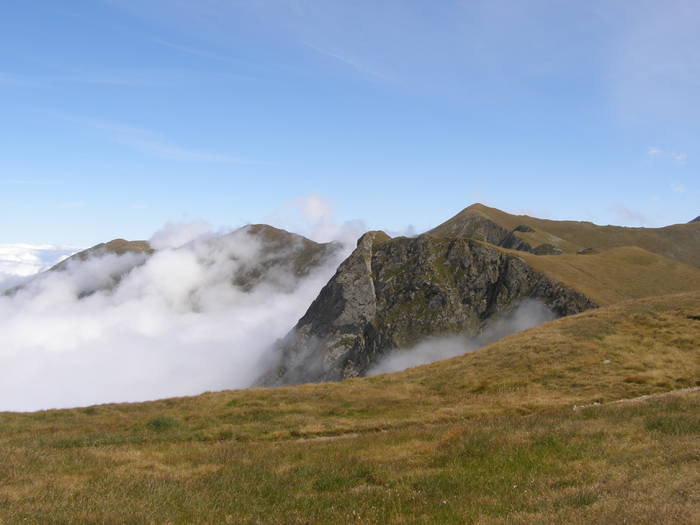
256 231 596 386
427 205 533 252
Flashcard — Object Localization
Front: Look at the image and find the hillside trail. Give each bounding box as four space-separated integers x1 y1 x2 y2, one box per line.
571 385 700 411
292 386 700 445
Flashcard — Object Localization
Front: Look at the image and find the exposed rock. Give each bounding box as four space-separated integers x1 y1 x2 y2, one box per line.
513 224 535 233
428 210 533 252
533 244 564 255
690 216 700 223
256 232 596 386
577 247 598 255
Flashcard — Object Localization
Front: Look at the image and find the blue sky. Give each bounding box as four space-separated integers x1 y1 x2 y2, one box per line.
1 0 698 246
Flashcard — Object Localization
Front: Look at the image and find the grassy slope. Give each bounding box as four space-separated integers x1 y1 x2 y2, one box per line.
512 246 700 305
50 239 152 271
1 292 699 523
435 203 700 268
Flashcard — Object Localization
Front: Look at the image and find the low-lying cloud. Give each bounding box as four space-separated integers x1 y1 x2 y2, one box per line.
0 225 348 412
368 299 556 376
0 244 79 292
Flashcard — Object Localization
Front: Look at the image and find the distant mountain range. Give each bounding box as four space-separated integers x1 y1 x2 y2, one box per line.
257 204 700 385
16 204 700 387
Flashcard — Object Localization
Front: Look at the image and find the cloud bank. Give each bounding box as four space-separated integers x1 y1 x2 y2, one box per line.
368 299 556 376
0 244 79 291
0 224 348 412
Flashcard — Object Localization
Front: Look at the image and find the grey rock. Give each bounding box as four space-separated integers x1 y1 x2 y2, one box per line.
257 232 596 386
533 243 564 255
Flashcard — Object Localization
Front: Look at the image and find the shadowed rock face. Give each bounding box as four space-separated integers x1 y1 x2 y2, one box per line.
256 231 596 386
691 216 700 223
427 211 534 252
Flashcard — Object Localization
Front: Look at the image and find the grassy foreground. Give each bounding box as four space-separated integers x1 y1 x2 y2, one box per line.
1 292 699 523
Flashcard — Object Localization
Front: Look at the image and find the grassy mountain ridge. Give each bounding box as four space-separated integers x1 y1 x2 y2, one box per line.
431 203 700 268
49 238 153 271
1 291 698 523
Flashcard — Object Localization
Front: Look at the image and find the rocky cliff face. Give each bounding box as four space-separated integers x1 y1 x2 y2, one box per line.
256 231 596 386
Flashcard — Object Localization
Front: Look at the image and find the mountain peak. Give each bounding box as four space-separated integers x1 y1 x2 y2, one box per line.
690 216 700 223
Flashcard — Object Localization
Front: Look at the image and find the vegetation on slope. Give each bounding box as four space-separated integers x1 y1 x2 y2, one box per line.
514 246 700 305
431 203 700 268
0 291 698 523
49 239 153 271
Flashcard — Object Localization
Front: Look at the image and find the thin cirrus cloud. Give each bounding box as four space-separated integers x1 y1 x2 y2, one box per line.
609 204 649 226
671 184 686 194
301 41 393 82
0 73 38 87
69 116 255 164
647 147 688 164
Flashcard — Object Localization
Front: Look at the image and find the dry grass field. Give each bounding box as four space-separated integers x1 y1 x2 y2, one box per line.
516 246 700 305
1 292 699 523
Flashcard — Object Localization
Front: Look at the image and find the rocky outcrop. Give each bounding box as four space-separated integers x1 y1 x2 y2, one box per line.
427 211 534 252
256 232 596 386
691 216 700 223
533 243 564 255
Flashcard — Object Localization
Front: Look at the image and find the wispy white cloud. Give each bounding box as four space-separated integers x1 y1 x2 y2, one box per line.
609 204 649 226
302 42 393 81
153 39 255 71
264 193 366 244
69 116 255 164
671 183 686 193
0 73 37 87
672 153 688 164
647 146 688 164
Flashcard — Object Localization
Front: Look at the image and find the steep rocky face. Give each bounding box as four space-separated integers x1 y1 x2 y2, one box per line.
691 216 700 223
257 232 596 386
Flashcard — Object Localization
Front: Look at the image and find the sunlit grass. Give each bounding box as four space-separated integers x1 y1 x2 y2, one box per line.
1 291 699 523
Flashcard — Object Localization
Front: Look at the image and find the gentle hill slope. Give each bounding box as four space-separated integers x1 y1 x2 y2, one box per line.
430 203 700 268
513 245 700 305
1 291 698 523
